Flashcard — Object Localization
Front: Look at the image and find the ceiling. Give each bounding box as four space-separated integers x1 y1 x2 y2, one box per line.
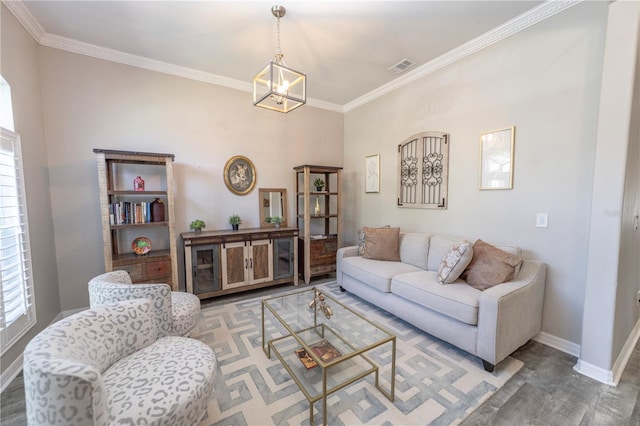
10 1 567 111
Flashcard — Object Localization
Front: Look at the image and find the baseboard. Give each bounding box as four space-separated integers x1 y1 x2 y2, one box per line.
573 359 616 385
0 353 24 393
573 318 640 386
533 331 581 357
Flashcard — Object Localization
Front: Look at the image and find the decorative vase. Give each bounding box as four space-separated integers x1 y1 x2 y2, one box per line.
274 222 281 229
150 198 165 222
194 228 202 234
316 186 323 192
232 224 239 231
133 176 145 191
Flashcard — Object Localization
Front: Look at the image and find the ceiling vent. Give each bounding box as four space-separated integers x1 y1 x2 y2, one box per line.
388 58 416 74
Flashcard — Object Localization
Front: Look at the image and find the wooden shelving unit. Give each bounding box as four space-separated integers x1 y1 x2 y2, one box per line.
294 165 342 284
94 149 178 289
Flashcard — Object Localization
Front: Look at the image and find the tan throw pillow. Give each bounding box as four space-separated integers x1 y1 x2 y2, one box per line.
437 241 473 284
362 226 401 261
462 239 523 290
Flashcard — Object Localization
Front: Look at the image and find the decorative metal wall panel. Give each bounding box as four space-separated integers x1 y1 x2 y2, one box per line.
398 132 449 209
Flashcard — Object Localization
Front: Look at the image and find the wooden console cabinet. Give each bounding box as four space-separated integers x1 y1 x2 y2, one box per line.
182 227 298 299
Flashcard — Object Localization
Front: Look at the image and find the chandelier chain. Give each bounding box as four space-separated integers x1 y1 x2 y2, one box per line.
276 15 283 60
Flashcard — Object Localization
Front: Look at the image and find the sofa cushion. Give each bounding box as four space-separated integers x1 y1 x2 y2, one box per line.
427 235 465 271
437 240 473 284
362 226 401 261
462 239 523 290
399 233 430 270
391 271 481 325
341 256 422 293
104 336 216 426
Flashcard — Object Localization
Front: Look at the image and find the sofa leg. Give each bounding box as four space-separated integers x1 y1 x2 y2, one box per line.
482 360 495 372
339 286 346 292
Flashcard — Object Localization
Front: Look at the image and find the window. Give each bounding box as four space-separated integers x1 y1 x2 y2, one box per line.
397 131 450 209
0 128 36 354
1 76 14 131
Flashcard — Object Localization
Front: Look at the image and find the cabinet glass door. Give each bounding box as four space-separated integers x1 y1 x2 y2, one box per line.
191 244 221 295
273 237 294 279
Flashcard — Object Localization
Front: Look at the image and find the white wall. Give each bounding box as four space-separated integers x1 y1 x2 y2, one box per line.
37 48 343 311
580 0 640 379
343 2 608 347
1 5 61 376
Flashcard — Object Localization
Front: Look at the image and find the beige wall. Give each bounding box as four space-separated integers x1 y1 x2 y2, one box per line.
580 0 640 375
343 2 608 349
37 48 344 311
1 6 61 375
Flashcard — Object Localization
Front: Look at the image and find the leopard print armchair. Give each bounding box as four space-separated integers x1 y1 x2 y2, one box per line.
23 298 217 425
88 270 200 337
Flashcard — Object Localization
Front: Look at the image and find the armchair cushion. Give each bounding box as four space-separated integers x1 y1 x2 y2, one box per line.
103 336 216 425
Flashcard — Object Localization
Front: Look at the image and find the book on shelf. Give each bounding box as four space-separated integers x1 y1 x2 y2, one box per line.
294 339 342 368
294 348 317 369
310 234 328 240
109 201 152 225
310 339 342 362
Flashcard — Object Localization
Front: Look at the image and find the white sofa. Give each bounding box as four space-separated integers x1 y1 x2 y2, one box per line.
336 232 546 371
23 299 217 425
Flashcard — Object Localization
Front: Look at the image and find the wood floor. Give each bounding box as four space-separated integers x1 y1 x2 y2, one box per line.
2 280 639 425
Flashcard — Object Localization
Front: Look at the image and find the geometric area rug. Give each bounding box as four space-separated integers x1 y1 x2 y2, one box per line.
192 281 523 426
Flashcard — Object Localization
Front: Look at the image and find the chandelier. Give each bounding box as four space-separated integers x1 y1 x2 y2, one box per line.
252 5 306 113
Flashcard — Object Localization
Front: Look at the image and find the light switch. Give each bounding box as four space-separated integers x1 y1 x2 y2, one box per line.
536 213 549 228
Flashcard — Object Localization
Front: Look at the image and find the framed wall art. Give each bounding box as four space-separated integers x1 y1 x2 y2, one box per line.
479 127 515 190
224 155 256 195
365 154 380 193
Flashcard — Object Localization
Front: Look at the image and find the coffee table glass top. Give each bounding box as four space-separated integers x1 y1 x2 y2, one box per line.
262 287 394 360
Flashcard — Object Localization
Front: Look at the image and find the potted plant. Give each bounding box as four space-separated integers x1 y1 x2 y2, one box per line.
228 214 242 230
189 219 206 233
313 177 325 192
268 216 284 228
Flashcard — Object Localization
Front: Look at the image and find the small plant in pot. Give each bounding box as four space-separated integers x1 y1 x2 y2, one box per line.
314 177 325 192
229 214 242 230
189 219 206 233
266 216 284 228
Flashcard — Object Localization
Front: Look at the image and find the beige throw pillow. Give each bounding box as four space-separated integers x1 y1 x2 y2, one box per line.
437 241 473 284
462 239 523 290
362 226 401 262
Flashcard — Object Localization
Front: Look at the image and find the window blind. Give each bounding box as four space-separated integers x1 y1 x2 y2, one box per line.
0 128 36 354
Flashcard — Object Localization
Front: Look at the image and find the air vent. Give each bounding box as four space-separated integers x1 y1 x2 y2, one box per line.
388 58 416 74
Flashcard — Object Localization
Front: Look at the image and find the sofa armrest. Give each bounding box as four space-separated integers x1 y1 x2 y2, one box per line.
476 260 546 366
336 246 360 286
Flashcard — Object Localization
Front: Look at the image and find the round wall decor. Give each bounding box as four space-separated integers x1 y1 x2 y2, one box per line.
223 155 256 195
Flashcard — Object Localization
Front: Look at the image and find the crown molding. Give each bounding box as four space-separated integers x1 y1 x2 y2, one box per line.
343 0 583 113
6 0 579 114
3 0 45 42
38 32 344 112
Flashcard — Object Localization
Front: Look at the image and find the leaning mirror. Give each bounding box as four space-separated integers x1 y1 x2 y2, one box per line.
259 188 288 228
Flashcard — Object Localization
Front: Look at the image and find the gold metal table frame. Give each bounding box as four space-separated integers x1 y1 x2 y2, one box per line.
262 287 396 425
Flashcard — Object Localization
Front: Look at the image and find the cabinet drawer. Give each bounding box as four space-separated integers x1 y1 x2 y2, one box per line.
145 261 171 280
114 264 143 282
311 253 336 267
310 239 337 255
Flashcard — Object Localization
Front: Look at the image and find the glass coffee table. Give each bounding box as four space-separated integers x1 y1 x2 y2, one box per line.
262 287 396 425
